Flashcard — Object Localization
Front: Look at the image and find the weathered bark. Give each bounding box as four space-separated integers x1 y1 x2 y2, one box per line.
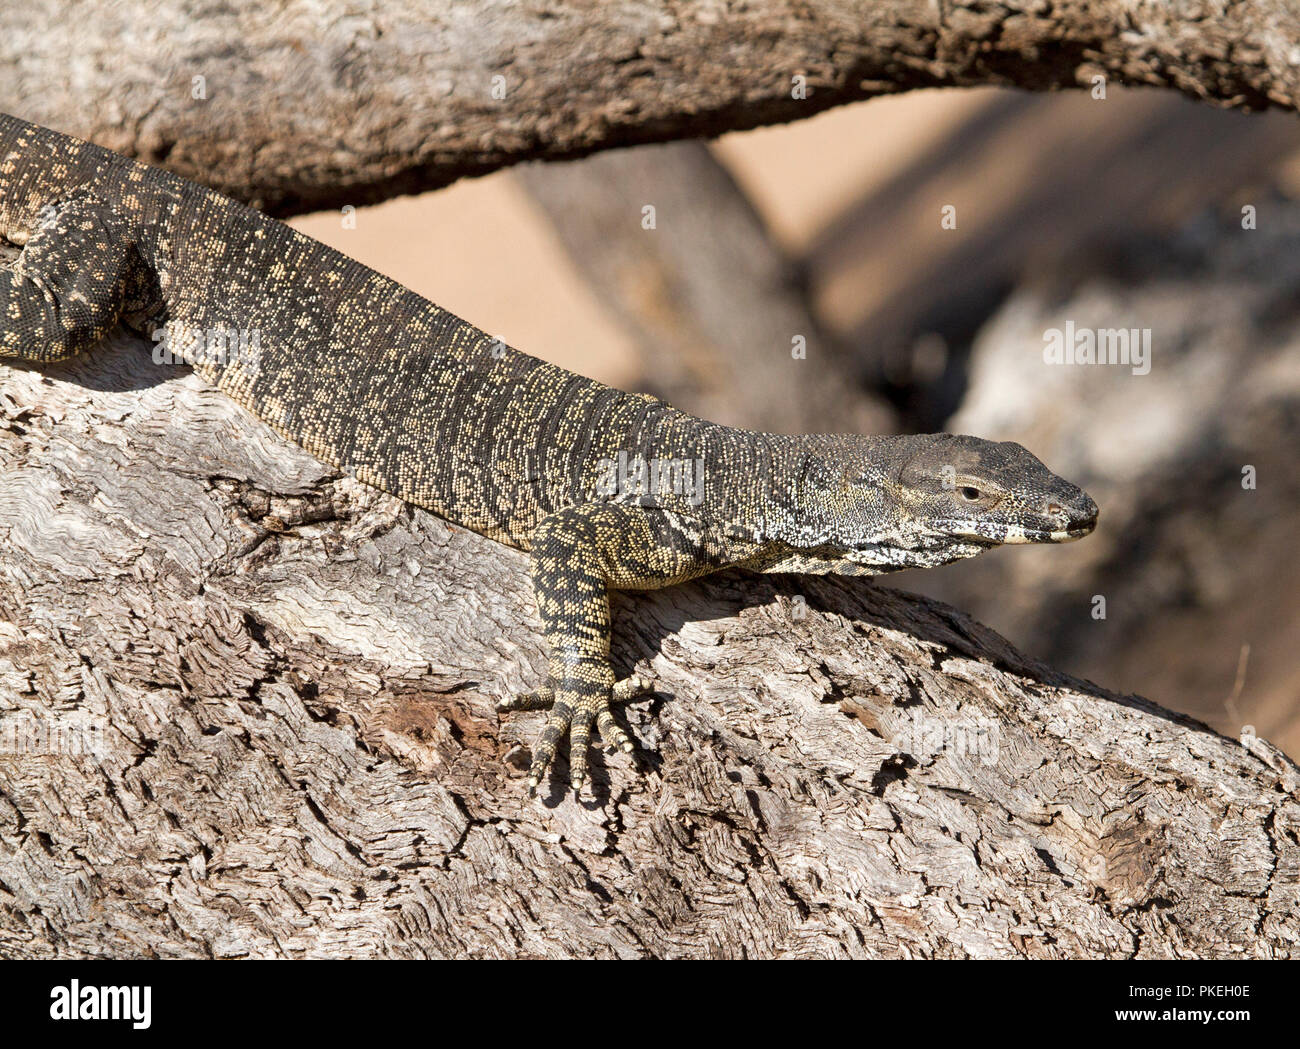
516 142 894 435
4 1 1300 215
1 330 1297 959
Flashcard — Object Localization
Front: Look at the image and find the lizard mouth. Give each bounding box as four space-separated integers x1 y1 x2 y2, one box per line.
999 518 1098 543
1004 526 1092 544
1042 505 1100 543
1052 523 1097 542
939 518 1097 545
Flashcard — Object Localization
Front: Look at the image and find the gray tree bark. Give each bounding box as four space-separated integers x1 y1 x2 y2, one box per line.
3 1 1299 215
1 328 1297 958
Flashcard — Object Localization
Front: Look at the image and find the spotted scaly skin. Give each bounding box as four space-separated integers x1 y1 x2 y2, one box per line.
0 113 1099 796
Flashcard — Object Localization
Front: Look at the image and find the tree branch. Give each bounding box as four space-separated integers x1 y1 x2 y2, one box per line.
4 1 1299 215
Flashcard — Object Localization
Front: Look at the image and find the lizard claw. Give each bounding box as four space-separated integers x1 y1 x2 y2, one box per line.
500 674 653 795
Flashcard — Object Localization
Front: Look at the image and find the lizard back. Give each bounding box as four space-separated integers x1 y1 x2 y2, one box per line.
0 111 687 549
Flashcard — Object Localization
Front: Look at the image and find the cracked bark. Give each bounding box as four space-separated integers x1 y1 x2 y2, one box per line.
3 1 1300 215
1 330 1297 958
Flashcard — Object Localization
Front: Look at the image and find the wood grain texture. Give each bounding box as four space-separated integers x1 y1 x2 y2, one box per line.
4 1 1300 215
1 329 1297 958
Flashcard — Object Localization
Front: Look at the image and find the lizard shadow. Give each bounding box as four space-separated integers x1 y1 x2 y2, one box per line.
2 330 183 394
595 565 1230 798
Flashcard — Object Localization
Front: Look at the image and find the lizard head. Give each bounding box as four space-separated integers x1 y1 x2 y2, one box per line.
888 432 1098 546
762 433 1098 574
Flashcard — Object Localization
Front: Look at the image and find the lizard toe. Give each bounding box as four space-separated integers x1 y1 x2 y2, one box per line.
596 704 634 754
527 697 572 794
568 702 597 793
498 687 553 713
611 673 654 704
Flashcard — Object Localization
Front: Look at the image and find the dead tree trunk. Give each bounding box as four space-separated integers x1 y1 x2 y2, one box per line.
4 1 1300 215
1 331 1296 958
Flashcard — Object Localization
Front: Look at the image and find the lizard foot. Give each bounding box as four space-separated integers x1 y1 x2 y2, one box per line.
498 674 652 795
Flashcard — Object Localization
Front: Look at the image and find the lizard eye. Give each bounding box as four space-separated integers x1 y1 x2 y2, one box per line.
959 486 982 502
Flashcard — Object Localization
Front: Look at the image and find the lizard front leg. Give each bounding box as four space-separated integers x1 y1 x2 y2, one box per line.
502 502 728 795
0 191 139 363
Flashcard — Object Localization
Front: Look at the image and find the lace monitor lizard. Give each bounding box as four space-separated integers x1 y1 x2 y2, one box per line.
0 112 1099 796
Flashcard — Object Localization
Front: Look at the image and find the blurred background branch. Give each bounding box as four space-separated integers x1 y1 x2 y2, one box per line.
515 142 895 434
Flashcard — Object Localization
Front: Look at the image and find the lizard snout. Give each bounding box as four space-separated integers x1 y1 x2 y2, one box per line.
1045 491 1098 538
